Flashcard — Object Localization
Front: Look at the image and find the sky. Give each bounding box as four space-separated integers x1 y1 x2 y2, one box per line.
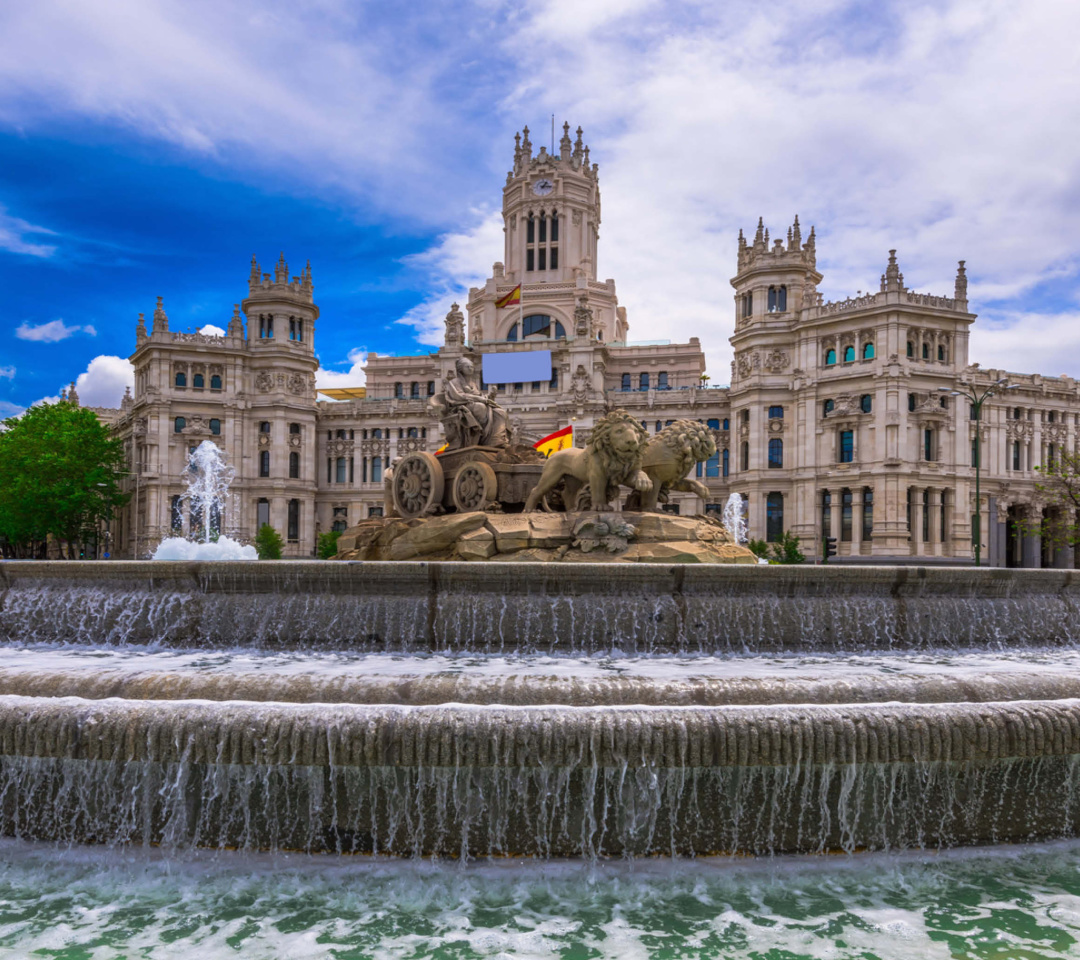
1 0 1079 417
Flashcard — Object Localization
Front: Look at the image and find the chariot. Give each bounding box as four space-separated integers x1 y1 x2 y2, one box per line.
390 445 545 519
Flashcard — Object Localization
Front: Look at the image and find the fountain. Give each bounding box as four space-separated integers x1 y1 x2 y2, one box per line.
2 402 1080 867
722 490 747 544
151 440 256 561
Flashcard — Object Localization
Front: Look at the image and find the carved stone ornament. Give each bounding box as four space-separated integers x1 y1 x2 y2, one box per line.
571 363 590 403
287 373 307 396
572 209 582 226
763 349 790 373
573 296 593 339
444 302 465 346
736 352 761 379
255 371 274 392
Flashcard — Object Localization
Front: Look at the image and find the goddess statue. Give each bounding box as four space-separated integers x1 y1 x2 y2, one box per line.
433 357 510 450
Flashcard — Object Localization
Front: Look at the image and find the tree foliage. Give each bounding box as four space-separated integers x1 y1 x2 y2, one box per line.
254 523 284 560
0 401 128 558
746 531 805 564
1024 450 1080 550
317 530 341 559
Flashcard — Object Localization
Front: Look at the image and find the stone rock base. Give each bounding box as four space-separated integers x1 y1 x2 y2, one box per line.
336 512 758 563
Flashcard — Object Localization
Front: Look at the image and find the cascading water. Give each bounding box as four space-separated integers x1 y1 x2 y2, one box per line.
152 440 256 560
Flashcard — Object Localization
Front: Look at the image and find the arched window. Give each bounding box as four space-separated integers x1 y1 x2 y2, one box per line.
174 416 185 433
938 344 946 361
908 393 917 412
259 451 270 477
704 449 720 478
768 438 783 468
922 342 930 360
256 498 270 531
839 430 854 463
287 499 299 541
657 372 669 390
907 341 914 358
175 372 186 388
823 399 834 416
825 349 837 366
924 428 935 461
741 293 753 318
621 373 631 391
766 492 784 542
778 285 787 311
371 456 383 483
1012 441 1021 471
289 423 300 434
289 452 299 478
410 382 420 399
209 418 220 435
740 441 749 471
394 382 403 399
639 372 650 391
336 457 346 483
407 427 418 438
768 286 777 312
427 381 436 396
843 345 855 363
862 342 875 360
259 421 271 434
372 428 383 439
210 374 222 390
722 448 729 477
860 394 872 413
520 314 566 339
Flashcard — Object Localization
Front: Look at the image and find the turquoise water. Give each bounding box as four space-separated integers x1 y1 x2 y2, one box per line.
3 841 1080 958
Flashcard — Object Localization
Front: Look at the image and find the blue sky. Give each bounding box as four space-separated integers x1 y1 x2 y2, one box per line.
1 0 1079 415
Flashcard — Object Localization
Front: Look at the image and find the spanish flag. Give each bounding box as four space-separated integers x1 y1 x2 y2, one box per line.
534 425 572 457
495 284 522 309
435 442 448 455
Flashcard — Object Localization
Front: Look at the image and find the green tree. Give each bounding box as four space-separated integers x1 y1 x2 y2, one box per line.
254 523 284 560
746 537 769 559
317 530 341 559
769 530 806 564
1022 450 1080 551
0 400 128 558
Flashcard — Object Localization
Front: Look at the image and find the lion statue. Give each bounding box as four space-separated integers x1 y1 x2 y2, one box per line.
623 419 716 512
524 410 651 512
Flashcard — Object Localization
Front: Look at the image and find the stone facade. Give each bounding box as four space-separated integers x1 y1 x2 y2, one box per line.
96 124 1071 566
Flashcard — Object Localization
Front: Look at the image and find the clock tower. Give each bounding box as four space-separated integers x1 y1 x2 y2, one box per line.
466 122 628 346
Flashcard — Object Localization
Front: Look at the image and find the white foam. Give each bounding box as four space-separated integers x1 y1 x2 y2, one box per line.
152 536 257 561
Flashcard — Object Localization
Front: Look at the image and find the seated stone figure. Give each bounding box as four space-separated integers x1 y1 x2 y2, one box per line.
432 357 511 450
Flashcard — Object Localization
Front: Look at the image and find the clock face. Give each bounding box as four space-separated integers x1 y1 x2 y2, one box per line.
532 178 554 196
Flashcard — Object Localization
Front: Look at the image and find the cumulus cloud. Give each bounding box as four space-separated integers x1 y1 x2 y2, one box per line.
199 323 226 336
395 211 505 345
0 400 25 418
0 365 14 379
66 355 134 407
0 205 56 257
316 348 368 391
15 319 97 342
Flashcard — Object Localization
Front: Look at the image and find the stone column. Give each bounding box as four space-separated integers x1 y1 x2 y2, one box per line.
910 486 924 557
1021 507 1041 568
828 488 840 546
851 489 864 556
927 488 942 557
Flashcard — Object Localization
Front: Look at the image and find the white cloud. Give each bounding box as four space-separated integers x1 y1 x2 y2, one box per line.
0 399 24 418
316 348 368 391
0 205 56 257
67 355 134 407
0 365 14 379
395 211 505 345
199 324 226 336
15 319 97 342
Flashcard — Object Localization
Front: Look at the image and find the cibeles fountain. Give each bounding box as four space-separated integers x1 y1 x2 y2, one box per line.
5 370 1080 861
336 357 756 564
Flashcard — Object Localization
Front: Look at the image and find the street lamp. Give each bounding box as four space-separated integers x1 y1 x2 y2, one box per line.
939 378 1019 566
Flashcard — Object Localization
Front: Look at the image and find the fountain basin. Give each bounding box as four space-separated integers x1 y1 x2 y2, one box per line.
4 561 1080 650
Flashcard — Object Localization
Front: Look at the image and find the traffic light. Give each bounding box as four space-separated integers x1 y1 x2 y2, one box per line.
823 537 837 562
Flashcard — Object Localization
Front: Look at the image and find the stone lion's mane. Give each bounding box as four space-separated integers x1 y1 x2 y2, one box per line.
587 410 649 484
654 420 717 474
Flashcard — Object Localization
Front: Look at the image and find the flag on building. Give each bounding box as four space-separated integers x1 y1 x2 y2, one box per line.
495 284 522 309
534 425 573 457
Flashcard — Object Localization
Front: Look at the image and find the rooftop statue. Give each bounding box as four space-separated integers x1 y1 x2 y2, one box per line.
525 409 652 512
624 419 717 512
433 357 510 450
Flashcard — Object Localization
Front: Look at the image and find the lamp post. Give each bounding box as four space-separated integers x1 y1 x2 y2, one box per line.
940 378 1018 566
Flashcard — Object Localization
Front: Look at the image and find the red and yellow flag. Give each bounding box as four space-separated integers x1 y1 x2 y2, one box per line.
495 284 522 309
434 442 448 456
534 425 572 458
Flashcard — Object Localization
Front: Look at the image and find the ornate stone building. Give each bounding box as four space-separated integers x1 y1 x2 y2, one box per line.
98 124 1072 566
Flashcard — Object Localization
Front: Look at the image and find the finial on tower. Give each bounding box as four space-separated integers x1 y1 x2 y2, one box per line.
791 214 801 248
228 304 244 338
573 125 584 165
955 260 968 303
559 120 572 161
135 311 147 341
67 382 79 406
152 296 169 333
521 125 532 161
884 249 903 292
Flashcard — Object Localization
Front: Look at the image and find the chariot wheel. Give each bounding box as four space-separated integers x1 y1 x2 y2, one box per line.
452 461 498 512
392 452 445 519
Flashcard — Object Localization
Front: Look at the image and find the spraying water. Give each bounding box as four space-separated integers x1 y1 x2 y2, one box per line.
722 491 747 544
153 441 256 560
